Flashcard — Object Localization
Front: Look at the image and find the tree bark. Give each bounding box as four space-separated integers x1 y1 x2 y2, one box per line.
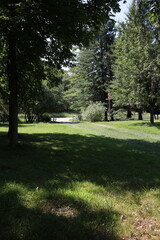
111 111 114 121
127 109 132 119
138 109 143 120
104 108 108 121
7 36 18 149
103 94 108 121
150 109 154 124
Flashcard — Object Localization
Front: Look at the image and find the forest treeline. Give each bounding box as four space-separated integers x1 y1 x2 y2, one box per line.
0 0 160 147
62 0 160 124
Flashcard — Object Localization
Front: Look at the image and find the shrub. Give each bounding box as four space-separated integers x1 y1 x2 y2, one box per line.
0 111 9 122
38 113 52 122
113 108 133 121
82 102 105 122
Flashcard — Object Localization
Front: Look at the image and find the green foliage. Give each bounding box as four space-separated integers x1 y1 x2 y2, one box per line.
62 68 88 112
113 108 128 121
0 0 122 146
63 20 116 113
20 80 69 123
0 0 122 79
82 102 105 122
37 83 67 114
111 0 160 123
0 98 8 122
38 112 52 122
144 0 160 25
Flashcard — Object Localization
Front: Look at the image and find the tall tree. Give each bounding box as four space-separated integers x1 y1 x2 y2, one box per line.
111 0 160 123
0 0 123 148
64 20 116 120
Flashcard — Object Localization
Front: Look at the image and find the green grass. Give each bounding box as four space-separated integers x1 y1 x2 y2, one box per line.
96 119 160 135
0 121 160 240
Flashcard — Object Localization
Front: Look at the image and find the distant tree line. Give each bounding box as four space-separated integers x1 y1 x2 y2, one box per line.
61 0 160 124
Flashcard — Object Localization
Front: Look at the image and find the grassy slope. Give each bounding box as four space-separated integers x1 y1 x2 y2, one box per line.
96 119 160 135
0 121 160 240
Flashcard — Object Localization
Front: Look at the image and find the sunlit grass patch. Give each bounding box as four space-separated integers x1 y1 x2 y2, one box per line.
0 121 160 239
95 120 160 135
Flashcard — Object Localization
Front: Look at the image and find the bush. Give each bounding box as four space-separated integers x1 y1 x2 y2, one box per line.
0 100 9 122
113 109 126 120
82 102 105 122
0 111 9 122
113 108 134 121
38 113 52 122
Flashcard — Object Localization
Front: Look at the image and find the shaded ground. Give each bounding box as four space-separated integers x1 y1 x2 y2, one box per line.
0 122 160 240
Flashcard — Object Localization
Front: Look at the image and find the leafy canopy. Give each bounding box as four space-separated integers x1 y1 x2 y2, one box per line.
0 0 122 68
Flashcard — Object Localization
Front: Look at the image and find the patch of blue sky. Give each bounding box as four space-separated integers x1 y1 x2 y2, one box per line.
113 0 133 23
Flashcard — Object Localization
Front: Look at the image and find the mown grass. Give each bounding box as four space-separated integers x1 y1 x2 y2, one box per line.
0 121 160 240
95 119 160 135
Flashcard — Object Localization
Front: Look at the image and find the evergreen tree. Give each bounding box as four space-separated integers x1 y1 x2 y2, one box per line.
65 20 116 120
111 0 160 123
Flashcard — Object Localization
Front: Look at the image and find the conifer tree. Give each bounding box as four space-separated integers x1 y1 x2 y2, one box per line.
111 0 160 123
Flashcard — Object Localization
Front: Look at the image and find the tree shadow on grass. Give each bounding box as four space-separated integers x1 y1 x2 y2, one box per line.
0 123 9 128
0 131 160 239
1 131 160 191
0 189 120 240
130 121 160 129
14 132 160 190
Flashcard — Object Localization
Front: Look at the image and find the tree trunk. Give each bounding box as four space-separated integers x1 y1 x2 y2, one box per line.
150 110 154 124
138 110 143 120
109 100 114 121
111 111 114 121
7 36 18 149
127 109 132 119
104 108 108 121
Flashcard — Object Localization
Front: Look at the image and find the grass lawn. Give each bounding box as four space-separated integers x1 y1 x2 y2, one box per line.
0 120 160 240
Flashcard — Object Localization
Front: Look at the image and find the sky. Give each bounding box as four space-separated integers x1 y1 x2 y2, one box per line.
114 0 133 23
